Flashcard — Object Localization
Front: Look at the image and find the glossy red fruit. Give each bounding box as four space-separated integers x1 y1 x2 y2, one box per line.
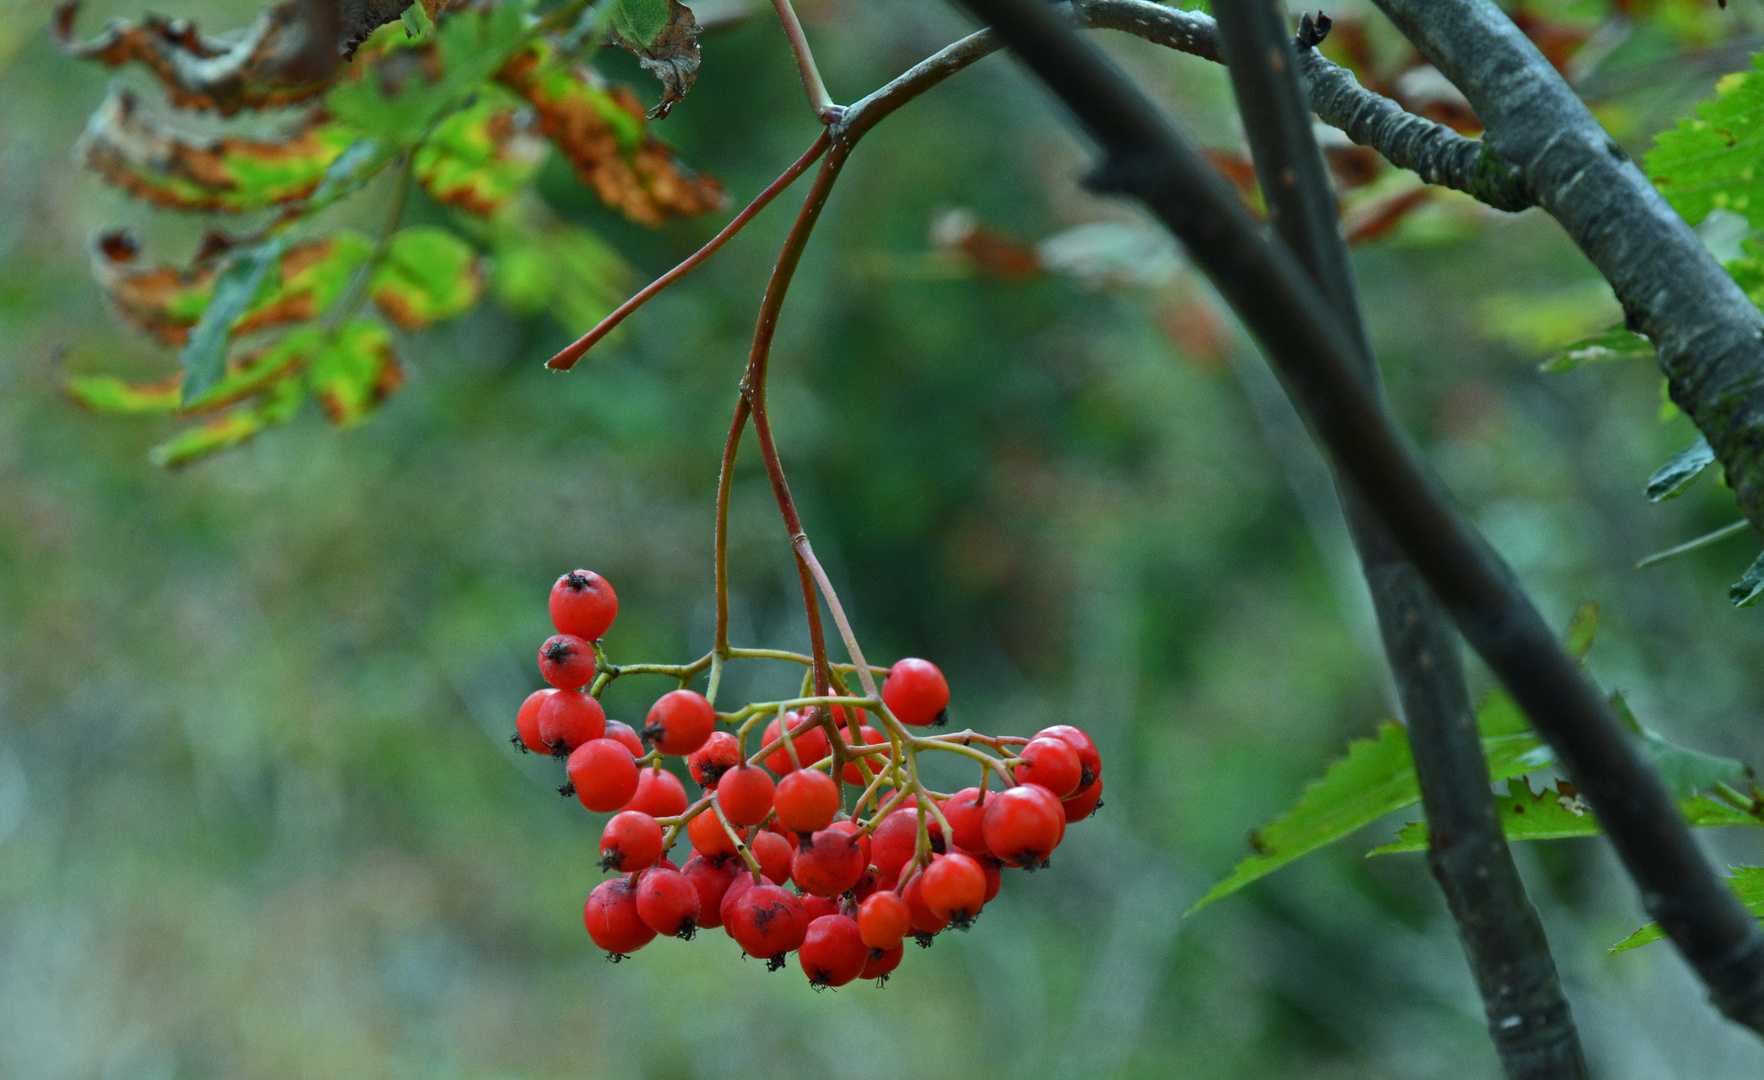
538 634 597 689
882 658 949 727
982 784 1064 868
538 689 607 754
600 811 664 872
774 769 841 833
841 725 886 784
799 914 867 987
922 852 986 924
858 890 911 951
792 827 868 897
801 893 842 921
688 808 739 859
1039 724 1102 794
954 847 1004 903
515 689 556 754
568 739 639 812
682 855 742 930
687 732 741 789
902 872 950 934
584 877 655 955
636 867 700 938
719 873 771 938
853 868 887 901
1015 735 1083 799
729 884 808 959
1063 776 1104 822
751 830 794 884
942 787 988 851
624 767 689 818
871 808 941 880
762 711 832 774
861 943 904 981
604 719 645 757
827 819 873 872
644 690 716 756
716 766 775 826
549 570 618 641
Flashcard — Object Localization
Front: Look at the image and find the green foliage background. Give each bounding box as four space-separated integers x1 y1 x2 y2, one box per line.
6 0 1764 1077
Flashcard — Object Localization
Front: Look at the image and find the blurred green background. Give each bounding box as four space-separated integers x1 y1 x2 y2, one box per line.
6 0 1764 1076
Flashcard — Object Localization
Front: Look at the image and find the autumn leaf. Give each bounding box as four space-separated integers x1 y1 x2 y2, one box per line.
371 226 484 329
602 0 701 118
308 321 403 424
148 376 307 468
413 98 546 215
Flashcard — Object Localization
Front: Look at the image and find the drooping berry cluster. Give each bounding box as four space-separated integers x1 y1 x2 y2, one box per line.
514 569 1104 988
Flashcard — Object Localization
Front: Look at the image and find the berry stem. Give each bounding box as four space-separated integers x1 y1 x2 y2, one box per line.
710 796 765 881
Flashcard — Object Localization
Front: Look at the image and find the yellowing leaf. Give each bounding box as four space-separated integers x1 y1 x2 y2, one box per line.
309 321 403 424
371 226 484 330
62 373 181 414
1647 53 1764 230
147 376 307 468
413 99 547 215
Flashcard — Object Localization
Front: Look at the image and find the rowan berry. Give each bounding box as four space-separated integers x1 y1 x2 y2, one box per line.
515 689 555 754
538 634 596 689
861 943 903 982
857 890 911 951
921 852 986 925
728 884 808 960
751 829 795 884
901 872 950 934
549 570 618 641
942 787 988 851
636 867 700 938
801 893 842 921
762 711 830 774
716 765 775 826
538 689 607 754
828 818 873 871
624 767 689 818
799 914 867 988
719 872 771 938
954 847 1003 902
568 739 639 812
1062 776 1104 822
600 810 664 872
585 877 655 957
882 657 949 726
982 784 1064 869
1038 724 1101 794
791 826 868 897
1015 735 1082 799
682 854 742 930
686 731 741 789
688 807 740 859
841 725 886 784
644 690 716 756
774 768 841 833
604 719 645 757
871 807 941 880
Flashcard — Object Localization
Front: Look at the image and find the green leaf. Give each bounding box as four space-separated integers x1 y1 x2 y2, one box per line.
1370 788 1761 856
179 238 288 406
1646 56 1764 230
1537 325 1655 373
604 0 675 48
147 377 306 468
326 5 528 146
412 98 545 216
371 226 483 329
1613 867 1764 954
308 321 404 425
62 374 181 414
1647 436 1716 501
1732 550 1764 608
490 217 629 330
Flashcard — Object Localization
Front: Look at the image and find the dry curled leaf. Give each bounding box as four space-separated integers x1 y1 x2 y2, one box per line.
497 42 722 225
603 0 701 118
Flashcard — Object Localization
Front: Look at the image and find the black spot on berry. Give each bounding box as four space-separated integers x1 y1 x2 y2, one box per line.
807 970 835 990
642 722 665 745
509 732 528 752
549 742 570 760
1090 799 1103 817
564 570 596 592
1078 765 1095 790
543 638 577 663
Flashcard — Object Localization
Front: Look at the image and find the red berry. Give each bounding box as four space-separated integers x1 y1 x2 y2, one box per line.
568 739 639 812
853 867 887 901
982 784 1064 868
549 570 618 641
775 769 841 833
688 808 740 859
624 767 688 818
902 872 950 934
828 819 873 871
792 827 868 897
882 658 949 727
515 689 555 754
682 854 742 929
600 811 664 872
801 893 842 921
954 847 1003 902
751 830 795 884
1062 776 1103 822
762 710 831 774
942 787 988 852
687 731 741 789
799 914 867 987
841 725 887 785
871 807 941 880
636 867 699 938
644 690 716 756
858 890 911 951
728 884 808 959
1016 736 1083 799
584 877 655 956
921 852 986 924
716 765 775 826
538 634 596 689
604 719 644 757
719 872 769 938
537 689 607 754
860 943 903 981
1038 724 1101 794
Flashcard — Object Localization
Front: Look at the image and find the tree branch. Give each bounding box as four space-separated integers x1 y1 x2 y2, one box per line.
951 0 1764 1037
1213 3 1583 1074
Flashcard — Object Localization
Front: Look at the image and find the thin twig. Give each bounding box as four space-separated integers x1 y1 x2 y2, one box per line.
1636 520 1752 570
769 0 843 122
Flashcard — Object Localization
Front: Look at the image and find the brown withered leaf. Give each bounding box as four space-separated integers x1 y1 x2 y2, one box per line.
53 0 344 115
497 44 723 225
928 209 1042 278
340 0 412 60
1511 11 1593 75
1344 185 1437 245
606 0 701 119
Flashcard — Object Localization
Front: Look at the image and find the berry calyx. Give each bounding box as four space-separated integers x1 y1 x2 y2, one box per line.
568 738 640 813
882 658 950 727
1015 735 1083 799
600 810 664 873
585 877 656 957
799 914 867 988
515 689 556 755
686 731 741 789
537 689 607 754
728 884 808 959
791 826 868 897
644 690 716 756
624 767 689 818
858 890 912 951
715 765 775 826
861 944 903 982
774 768 841 833
538 634 597 689
549 570 618 641
636 867 700 939
921 852 986 925
981 784 1064 869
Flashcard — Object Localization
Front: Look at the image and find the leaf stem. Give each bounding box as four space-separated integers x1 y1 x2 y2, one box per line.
1635 519 1752 570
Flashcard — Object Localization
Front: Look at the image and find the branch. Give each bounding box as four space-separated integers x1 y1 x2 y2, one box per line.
1367 0 1764 539
952 0 1764 1037
1213 4 1583 1074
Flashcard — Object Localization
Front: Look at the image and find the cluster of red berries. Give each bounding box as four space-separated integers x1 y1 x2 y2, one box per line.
514 569 1104 988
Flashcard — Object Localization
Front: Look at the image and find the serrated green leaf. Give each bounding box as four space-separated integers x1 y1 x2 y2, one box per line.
1732 550 1764 608
180 238 288 405
1646 57 1764 230
371 226 483 329
1370 789 1761 856
62 374 181 414
1538 324 1655 373
308 321 403 425
1647 436 1715 501
1613 867 1764 954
